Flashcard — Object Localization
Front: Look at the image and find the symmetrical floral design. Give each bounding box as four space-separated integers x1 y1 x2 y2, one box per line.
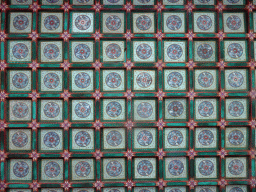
93 180 104 190
30 181 40 191
216 31 225 40
124 3 133 12
125 150 134 160
93 60 102 70
94 150 103 160
92 31 102 40
125 90 134 100
216 3 225 12
29 31 38 41
30 2 40 12
62 181 71 190
155 31 165 40
30 151 40 161
156 179 166 189
218 178 227 188
62 150 71 160
0 91 7 101
0 60 7 71
29 120 40 130
61 90 71 101
156 90 165 100
155 60 165 70
0 32 6 41
157 149 165 159
93 90 102 100
94 120 103 130
187 179 197 189
0 1 254 191
124 30 133 40
61 120 71 130
125 180 135 190
61 31 71 41
0 151 6 162
187 149 197 159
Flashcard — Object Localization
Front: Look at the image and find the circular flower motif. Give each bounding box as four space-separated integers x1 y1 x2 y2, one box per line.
197 44 213 59
167 44 183 60
43 44 60 60
198 160 214 176
43 102 60 118
77 0 90 3
75 72 91 88
169 189 182 192
13 15 29 30
13 102 29 118
75 131 91 147
12 131 28 147
198 130 214 146
43 73 60 89
74 44 91 60
137 160 153 176
107 130 122 146
44 15 60 30
228 130 244 145
12 73 29 89
16 0 28 3
230 187 243 192
106 15 122 31
108 190 121 192
167 72 183 88
106 101 122 117
107 0 120 3
46 0 60 3
136 15 152 31
198 72 214 88
199 189 213 192
43 131 60 148
13 161 29 178
227 43 243 58
168 101 184 117
138 0 150 3
136 44 152 60
198 101 214 117
168 160 184 176
228 101 244 117
106 72 122 88
168 130 183 146
136 72 152 88
137 130 153 146
75 15 91 30
226 15 241 30
12 43 29 59
106 160 122 177
227 0 240 4
44 161 61 178
75 102 91 118
228 159 244 175
197 15 212 31
75 161 91 177
105 44 122 59
228 72 244 88
166 15 182 31
138 0 150 4
137 102 153 118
